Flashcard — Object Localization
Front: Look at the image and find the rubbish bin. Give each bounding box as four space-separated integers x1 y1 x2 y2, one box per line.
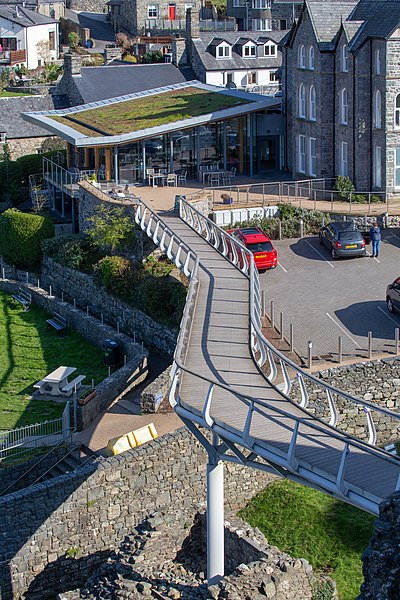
102 339 122 366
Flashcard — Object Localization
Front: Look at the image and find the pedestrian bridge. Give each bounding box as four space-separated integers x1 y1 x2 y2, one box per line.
134 195 400 583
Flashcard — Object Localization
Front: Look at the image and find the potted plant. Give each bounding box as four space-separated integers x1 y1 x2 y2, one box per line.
221 193 233 205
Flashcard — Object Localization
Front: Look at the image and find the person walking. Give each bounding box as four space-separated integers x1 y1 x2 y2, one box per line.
370 222 381 257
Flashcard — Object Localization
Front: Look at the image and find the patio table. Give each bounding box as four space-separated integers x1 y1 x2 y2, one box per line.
148 172 167 187
42 366 76 396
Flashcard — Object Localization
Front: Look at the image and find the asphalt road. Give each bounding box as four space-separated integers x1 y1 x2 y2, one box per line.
260 228 400 362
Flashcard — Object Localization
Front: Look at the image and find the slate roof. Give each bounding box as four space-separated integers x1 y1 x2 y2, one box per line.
0 5 57 26
67 63 196 105
192 31 286 71
306 0 357 50
348 0 400 51
0 95 59 139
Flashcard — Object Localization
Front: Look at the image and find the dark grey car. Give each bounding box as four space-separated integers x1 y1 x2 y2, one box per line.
386 277 400 314
319 222 367 259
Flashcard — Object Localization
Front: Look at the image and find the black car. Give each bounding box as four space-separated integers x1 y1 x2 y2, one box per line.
387 277 400 314
319 222 367 259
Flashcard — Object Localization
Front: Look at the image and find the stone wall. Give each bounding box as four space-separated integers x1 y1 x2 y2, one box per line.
140 365 172 413
289 358 400 445
67 0 107 13
8 136 56 160
0 427 275 599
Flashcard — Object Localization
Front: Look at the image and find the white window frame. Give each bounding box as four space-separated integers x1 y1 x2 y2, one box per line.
340 88 348 125
0 132 6 144
396 147 400 191
269 70 279 83
233 0 246 6
395 94 400 129
374 90 382 128
247 71 257 85
341 44 349 73
373 146 381 188
308 45 315 70
298 83 306 118
376 49 380 75
251 18 271 31
309 137 316 177
252 0 271 8
147 4 158 18
340 141 348 176
217 43 231 59
264 41 276 57
242 42 256 58
298 135 306 174
298 44 306 69
309 85 316 121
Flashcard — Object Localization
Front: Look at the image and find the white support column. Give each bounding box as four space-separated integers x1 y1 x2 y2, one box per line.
207 456 224 586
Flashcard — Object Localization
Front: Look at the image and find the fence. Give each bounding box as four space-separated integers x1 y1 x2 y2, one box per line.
0 402 72 461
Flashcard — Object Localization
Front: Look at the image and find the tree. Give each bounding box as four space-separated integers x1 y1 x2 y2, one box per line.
86 204 135 253
68 32 80 50
116 33 131 54
36 39 51 64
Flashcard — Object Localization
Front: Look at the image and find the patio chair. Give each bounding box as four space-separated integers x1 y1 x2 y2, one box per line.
227 167 236 184
208 173 220 187
165 174 176 186
178 170 187 185
146 168 155 185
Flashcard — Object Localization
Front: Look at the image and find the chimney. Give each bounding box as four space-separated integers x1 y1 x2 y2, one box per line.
63 52 82 76
186 7 200 40
172 38 188 66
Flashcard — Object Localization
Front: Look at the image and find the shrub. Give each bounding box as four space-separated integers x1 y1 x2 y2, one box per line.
123 54 137 63
352 194 366 203
68 32 80 49
371 194 383 203
42 234 87 270
93 256 135 302
143 255 174 277
335 175 355 200
86 204 135 253
136 275 186 327
141 51 163 64
0 208 54 268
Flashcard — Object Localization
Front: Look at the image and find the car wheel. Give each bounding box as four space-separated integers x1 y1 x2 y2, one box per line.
387 297 394 313
331 247 337 259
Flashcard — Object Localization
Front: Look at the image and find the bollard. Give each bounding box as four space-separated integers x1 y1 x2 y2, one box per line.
299 218 304 239
2 267 5 279
280 312 284 340
290 324 294 353
117 322 120 334
73 299 76 310
37 279 40 289
395 328 400 355
338 336 343 364
86 306 89 317
261 290 266 317
308 341 312 371
108 366 111 379
368 331 372 359
124 355 127 366
26 271 29 284
101 314 104 325
270 300 275 329
49 285 52 297
278 220 282 240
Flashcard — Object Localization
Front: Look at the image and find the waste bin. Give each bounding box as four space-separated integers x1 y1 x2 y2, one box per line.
102 339 122 366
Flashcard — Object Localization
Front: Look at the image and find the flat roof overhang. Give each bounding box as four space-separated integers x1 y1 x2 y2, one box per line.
22 81 281 148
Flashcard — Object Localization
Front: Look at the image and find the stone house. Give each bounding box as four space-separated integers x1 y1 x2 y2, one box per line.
226 0 302 33
0 0 65 21
283 0 400 195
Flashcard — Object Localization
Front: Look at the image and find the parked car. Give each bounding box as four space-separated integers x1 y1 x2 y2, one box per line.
227 227 278 271
319 222 366 259
386 277 400 314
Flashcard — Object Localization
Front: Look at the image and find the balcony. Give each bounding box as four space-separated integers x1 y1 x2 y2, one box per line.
0 49 26 66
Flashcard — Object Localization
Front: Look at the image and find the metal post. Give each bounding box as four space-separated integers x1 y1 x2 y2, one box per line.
290 324 294 353
37 278 40 288
207 443 224 586
278 220 282 240
2 267 5 279
270 300 275 329
73 299 76 310
338 336 343 364
134 332 136 344
299 218 304 238
91 378 94 389
49 285 52 297
26 271 29 284
108 366 111 379
73 386 77 429
261 290 266 317
61 292 64 303
368 331 372 359
87 306 89 317
124 355 127 366
308 341 312 370
395 328 399 355
117 322 120 334
141 342 144 357
280 311 284 340
101 314 104 325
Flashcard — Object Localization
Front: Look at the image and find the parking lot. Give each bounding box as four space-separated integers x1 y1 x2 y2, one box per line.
261 228 400 362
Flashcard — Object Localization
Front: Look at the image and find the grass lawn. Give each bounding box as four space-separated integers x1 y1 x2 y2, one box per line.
51 87 251 136
0 290 108 430
239 480 375 600
0 91 32 98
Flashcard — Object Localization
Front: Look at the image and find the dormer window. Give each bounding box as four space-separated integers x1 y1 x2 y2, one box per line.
243 42 256 58
217 43 231 59
264 41 277 57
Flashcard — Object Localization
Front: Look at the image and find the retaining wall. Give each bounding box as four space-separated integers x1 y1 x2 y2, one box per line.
0 427 275 599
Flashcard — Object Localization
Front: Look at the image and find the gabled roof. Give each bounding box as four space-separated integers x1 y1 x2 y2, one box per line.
0 95 61 139
0 5 58 26
342 20 364 44
306 0 357 50
348 0 400 51
235 37 256 46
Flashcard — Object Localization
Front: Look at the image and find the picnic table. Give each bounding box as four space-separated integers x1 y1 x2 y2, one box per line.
41 366 76 395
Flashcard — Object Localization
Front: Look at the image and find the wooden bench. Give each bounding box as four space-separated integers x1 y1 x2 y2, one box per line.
12 287 32 311
46 313 67 332
61 375 86 396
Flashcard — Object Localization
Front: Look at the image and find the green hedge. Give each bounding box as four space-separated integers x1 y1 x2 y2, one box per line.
0 208 54 268
42 234 98 271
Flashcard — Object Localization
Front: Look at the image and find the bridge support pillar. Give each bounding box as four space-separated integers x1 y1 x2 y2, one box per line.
207 451 224 586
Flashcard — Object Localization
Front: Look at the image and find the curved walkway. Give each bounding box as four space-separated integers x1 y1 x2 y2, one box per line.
135 199 400 517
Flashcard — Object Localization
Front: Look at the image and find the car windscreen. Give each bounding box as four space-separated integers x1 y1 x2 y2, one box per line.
247 242 273 253
338 231 363 241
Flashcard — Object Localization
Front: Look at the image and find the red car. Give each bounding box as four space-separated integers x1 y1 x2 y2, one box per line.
227 227 278 271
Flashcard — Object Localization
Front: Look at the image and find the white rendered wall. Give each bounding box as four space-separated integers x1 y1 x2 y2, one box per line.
26 23 59 69
206 68 278 88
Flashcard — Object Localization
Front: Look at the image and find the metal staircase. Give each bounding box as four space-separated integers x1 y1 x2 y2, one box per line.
134 197 400 584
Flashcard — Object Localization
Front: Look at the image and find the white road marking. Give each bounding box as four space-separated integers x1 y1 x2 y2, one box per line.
326 312 359 345
278 262 287 273
385 232 400 241
365 250 381 263
304 240 335 268
377 305 400 327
